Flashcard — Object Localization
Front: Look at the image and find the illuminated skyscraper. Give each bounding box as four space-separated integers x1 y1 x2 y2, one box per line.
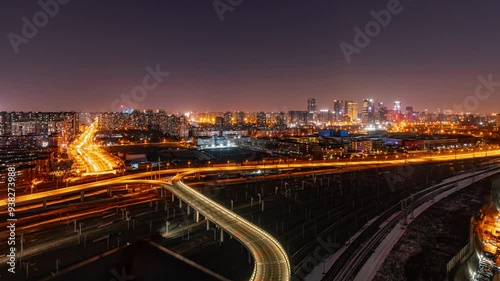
346 101 358 122
307 98 317 123
333 100 345 121
394 101 402 121
318 109 332 124
376 102 387 122
394 101 401 113
361 99 375 124
307 98 316 113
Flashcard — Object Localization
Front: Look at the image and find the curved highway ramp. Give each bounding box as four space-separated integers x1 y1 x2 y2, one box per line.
124 178 291 281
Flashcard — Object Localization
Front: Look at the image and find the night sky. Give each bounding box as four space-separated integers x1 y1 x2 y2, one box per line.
1 0 500 113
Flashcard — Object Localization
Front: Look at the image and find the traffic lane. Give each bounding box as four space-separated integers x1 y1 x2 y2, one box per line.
170 182 288 280
166 179 290 281
7 148 500 207
0 168 189 207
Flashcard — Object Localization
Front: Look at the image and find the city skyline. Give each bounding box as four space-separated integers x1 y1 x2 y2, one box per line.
4 2 500 281
2 1 500 113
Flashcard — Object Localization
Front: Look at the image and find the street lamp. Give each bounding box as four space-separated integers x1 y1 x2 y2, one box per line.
188 161 191 168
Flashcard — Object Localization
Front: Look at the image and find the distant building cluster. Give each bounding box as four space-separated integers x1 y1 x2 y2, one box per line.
235 131 482 160
287 98 500 129
93 110 189 139
288 98 411 126
0 112 79 186
0 111 78 149
1 98 499 149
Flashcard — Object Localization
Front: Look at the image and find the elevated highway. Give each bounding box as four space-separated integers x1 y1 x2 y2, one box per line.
3 148 500 281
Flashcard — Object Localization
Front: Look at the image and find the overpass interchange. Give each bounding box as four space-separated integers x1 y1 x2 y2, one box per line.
3 148 500 281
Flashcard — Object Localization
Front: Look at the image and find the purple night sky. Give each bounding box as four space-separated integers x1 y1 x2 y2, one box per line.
1 0 500 113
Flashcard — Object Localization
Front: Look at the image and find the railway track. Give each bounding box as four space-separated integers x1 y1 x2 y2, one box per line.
322 165 500 281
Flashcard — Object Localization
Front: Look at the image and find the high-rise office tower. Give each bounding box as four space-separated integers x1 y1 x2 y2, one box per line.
361 99 375 124
346 101 358 122
307 98 316 113
307 98 317 123
394 101 402 121
377 102 387 122
333 100 345 121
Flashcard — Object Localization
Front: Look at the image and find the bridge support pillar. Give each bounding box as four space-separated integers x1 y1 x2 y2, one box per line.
43 200 47 208
107 187 112 197
220 229 224 243
195 211 199 223
187 205 190 215
179 199 182 208
171 193 174 202
206 220 210 231
80 191 84 202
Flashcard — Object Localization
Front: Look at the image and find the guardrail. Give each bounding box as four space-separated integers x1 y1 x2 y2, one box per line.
321 165 500 281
